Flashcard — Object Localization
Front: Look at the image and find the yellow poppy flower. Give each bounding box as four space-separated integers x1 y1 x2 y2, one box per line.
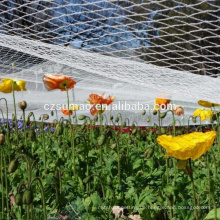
198 100 220 108
193 108 212 121
157 131 216 160
70 105 80 111
0 79 27 93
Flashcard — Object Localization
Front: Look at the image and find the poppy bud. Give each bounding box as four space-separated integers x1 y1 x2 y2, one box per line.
83 175 93 184
18 101 27 110
55 124 63 135
211 113 217 122
98 135 105 146
25 117 30 125
153 110 157 115
110 143 117 150
192 116 197 123
132 128 137 135
161 127 166 134
136 170 143 176
0 134 5 145
15 193 23 206
28 112 33 118
144 147 154 158
110 115 113 120
168 158 173 168
38 116 41 121
122 122 126 127
147 117 150 122
142 110 146 115
160 112 167 119
42 114 49 120
12 114 16 121
115 117 119 123
94 115 98 122
8 159 18 173
22 189 33 205
51 110 54 116
78 115 87 120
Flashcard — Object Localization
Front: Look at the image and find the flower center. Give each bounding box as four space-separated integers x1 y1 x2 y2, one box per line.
59 80 70 89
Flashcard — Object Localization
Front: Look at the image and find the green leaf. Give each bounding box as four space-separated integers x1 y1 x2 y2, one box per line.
133 159 142 170
204 208 220 220
90 192 102 213
83 197 92 212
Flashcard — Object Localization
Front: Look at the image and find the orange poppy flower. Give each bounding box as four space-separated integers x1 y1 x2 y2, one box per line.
154 97 171 110
43 74 76 91
87 93 115 116
87 93 115 105
61 108 73 115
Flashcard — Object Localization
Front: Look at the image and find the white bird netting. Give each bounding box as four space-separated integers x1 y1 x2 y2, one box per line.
0 0 219 124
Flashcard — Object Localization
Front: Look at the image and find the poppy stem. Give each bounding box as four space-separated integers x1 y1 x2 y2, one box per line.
206 154 211 211
1 149 4 219
188 159 199 220
12 83 18 144
65 87 71 123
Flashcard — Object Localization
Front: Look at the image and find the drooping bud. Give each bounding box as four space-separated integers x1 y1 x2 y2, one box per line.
8 159 18 173
192 116 197 123
78 115 87 120
160 112 167 119
18 101 27 110
132 128 137 135
142 110 146 115
98 134 105 146
146 117 150 122
115 117 119 123
12 114 16 121
42 114 49 120
25 117 30 125
22 189 33 205
110 115 114 120
144 147 154 159
28 112 33 118
0 134 5 145
136 170 143 176
153 110 158 115
110 143 117 150
51 110 54 116
55 124 63 135
122 122 126 127
15 193 23 206
211 113 217 122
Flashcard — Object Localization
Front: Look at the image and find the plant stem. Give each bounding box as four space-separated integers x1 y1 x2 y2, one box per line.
30 177 47 220
188 159 199 220
65 88 71 123
23 110 27 146
3 152 9 215
206 154 211 211
1 149 4 219
12 84 18 144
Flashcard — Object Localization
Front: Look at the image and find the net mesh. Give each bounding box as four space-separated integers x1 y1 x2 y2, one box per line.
0 0 219 124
